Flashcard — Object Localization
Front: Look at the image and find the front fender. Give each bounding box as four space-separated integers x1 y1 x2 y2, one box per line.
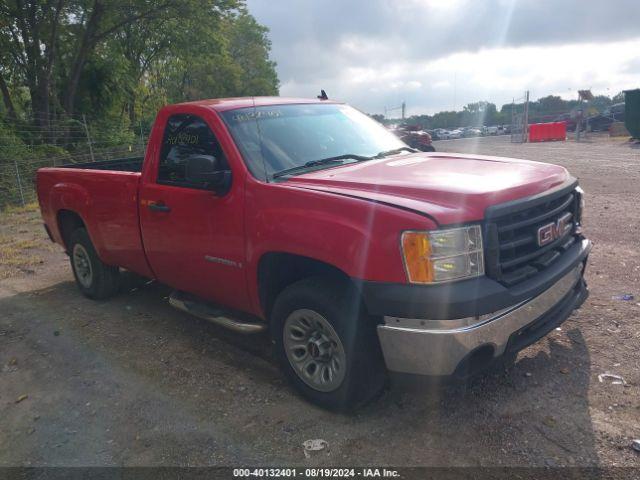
245 181 435 313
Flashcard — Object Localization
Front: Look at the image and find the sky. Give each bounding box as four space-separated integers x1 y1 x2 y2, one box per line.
246 0 640 117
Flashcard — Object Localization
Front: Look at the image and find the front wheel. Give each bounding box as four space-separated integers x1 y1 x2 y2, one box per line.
69 228 120 300
272 276 386 410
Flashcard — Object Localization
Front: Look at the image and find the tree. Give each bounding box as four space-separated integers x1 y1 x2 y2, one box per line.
0 0 279 125
59 0 210 118
224 11 279 96
0 0 66 125
460 101 497 126
536 95 566 115
612 91 625 103
0 27 17 120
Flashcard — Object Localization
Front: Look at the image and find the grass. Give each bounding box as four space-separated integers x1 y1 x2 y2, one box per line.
12 239 40 249
0 248 43 267
0 240 44 278
0 203 52 279
2 202 39 215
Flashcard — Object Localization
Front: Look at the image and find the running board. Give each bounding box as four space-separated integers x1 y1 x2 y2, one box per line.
169 291 266 334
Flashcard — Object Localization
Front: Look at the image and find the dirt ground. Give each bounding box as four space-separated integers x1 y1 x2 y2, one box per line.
1 134 639 467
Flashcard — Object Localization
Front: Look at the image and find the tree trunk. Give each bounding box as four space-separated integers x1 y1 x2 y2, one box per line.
40 0 65 131
62 0 173 116
63 0 105 116
0 73 17 120
127 97 136 127
36 75 52 139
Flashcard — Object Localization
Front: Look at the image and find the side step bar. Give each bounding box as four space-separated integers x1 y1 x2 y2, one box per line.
169 291 266 334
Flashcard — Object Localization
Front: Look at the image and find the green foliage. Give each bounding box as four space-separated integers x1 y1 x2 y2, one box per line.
0 0 279 122
0 121 68 207
0 0 279 206
395 94 619 130
612 91 625 103
402 106 504 130
224 12 279 96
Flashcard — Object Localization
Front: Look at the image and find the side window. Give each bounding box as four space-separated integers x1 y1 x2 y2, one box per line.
158 114 228 186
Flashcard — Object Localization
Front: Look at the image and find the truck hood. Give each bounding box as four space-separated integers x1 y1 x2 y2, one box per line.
284 152 572 225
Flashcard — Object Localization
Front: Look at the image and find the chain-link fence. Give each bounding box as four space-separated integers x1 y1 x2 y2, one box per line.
510 91 530 144
0 146 146 208
0 115 147 208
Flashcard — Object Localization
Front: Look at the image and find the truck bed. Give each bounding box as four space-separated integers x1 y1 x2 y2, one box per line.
62 156 143 172
36 163 153 278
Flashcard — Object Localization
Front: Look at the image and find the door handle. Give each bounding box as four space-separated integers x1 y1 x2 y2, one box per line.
147 202 171 212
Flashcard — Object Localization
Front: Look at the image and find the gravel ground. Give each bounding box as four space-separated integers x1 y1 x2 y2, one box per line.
0 134 639 467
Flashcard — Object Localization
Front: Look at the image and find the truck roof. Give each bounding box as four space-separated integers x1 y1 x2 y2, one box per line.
173 96 341 112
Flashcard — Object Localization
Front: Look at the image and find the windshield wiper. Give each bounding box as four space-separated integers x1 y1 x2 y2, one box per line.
373 147 417 158
272 153 372 179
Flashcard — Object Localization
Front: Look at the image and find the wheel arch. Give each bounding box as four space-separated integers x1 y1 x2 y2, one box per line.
56 209 86 252
257 252 357 321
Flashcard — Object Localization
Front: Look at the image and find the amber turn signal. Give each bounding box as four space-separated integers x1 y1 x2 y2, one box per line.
401 231 434 283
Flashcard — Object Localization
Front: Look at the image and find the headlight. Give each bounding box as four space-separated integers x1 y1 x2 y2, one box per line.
401 225 484 284
576 186 585 226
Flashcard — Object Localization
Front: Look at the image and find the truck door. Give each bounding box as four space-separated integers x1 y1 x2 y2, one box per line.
139 112 249 311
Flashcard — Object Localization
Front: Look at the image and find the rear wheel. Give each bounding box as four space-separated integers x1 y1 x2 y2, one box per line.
272 276 386 410
69 228 120 300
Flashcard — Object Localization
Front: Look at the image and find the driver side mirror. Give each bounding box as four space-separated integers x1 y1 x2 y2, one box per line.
184 154 231 195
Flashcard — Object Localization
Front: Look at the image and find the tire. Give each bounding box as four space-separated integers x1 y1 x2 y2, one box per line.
68 228 120 300
272 276 386 411
419 145 435 152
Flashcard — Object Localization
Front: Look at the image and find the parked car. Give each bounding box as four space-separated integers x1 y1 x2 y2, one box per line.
485 126 499 135
433 128 450 140
448 129 463 139
587 103 625 132
37 96 590 410
391 124 435 152
463 127 482 137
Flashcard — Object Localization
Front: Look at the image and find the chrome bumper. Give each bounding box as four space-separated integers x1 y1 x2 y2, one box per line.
377 263 585 376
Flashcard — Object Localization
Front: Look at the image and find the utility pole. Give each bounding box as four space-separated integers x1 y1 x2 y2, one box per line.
384 102 406 121
13 159 25 207
82 114 95 162
453 72 457 111
576 90 593 142
522 90 530 143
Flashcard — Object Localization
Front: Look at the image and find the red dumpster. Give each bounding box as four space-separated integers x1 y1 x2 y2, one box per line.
528 122 566 142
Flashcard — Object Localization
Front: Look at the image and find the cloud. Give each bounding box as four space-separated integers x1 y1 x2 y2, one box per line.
623 56 640 74
247 0 640 114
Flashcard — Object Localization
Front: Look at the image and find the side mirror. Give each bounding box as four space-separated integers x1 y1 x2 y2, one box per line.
184 154 231 195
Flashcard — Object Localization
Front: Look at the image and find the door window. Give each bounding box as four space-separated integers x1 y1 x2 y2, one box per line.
158 114 228 187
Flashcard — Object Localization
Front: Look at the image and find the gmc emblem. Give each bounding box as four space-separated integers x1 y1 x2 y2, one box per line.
537 212 572 247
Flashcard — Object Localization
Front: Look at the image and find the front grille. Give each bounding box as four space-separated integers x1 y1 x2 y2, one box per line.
485 187 580 287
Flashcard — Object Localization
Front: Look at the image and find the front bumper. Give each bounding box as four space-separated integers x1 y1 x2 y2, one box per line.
374 241 590 377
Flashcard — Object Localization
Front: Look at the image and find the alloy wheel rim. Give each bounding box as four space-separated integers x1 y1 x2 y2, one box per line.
72 244 93 288
283 309 347 392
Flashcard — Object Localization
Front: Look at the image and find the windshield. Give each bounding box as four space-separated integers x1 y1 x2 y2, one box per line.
220 103 406 180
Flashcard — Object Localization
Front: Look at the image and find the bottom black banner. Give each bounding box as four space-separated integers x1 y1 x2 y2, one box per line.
0 467 639 480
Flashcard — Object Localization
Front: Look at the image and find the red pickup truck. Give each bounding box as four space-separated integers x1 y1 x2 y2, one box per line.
37 97 590 410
